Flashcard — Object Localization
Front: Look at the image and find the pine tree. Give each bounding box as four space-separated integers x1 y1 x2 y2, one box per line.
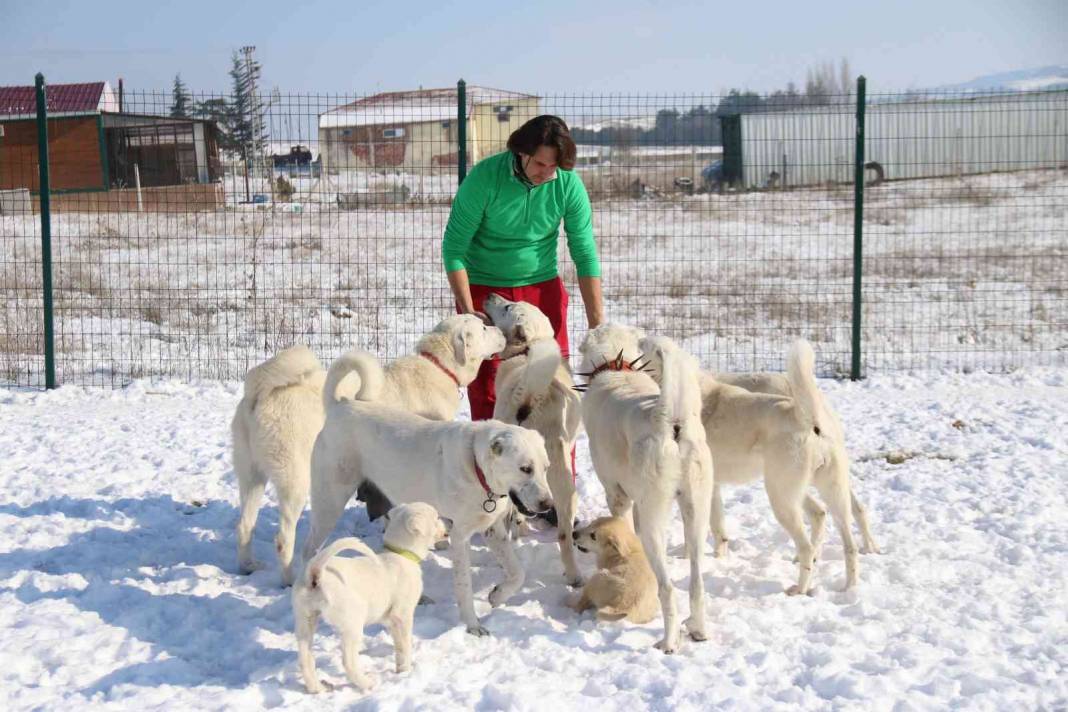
192 96 237 153
228 51 268 162
170 74 192 118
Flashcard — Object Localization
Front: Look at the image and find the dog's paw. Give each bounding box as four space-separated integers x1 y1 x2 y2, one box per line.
785 584 815 596
350 674 376 691
303 678 326 694
488 585 510 607
395 663 412 674
466 624 491 637
684 617 707 642
238 559 266 575
654 637 679 654
860 544 882 555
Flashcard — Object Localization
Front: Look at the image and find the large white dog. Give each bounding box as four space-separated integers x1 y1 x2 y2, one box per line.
711 369 880 564
578 325 713 653
304 351 554 635
637 334 878 594
230 315 503 585
482 293 584 585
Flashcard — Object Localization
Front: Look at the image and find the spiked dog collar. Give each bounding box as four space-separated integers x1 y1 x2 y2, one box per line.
573 349 653 392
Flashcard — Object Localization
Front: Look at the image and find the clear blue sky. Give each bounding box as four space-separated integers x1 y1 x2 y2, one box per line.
1 0 1065 94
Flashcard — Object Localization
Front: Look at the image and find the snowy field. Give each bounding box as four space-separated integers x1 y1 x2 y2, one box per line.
1 368 1066 710
1 168 1064 386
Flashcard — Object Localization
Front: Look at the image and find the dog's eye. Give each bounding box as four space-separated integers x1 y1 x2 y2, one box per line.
590 532 597 541
520 465 533 475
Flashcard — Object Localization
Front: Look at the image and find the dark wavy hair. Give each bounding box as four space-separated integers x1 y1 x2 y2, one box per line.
506 115 577 170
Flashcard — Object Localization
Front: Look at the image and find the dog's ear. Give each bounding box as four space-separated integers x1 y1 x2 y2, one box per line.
405 512 432 539
452 328 469 366
601 525 630 558
489 431 510 457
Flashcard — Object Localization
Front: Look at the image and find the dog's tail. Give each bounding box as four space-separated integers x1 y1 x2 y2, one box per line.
243 345 321 409
322 350 384 410
786 339 824 436
642 336 703 435
512 339 562 408
303 537 380 591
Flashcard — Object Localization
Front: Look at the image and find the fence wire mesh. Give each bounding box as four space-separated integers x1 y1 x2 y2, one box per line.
0 83 1065 387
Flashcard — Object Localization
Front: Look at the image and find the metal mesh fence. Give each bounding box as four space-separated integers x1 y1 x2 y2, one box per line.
0 81 1065 387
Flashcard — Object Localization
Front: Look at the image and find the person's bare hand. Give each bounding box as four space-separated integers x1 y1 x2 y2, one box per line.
463 309 492 326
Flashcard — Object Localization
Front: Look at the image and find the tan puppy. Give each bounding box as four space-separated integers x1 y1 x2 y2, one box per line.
571 517 658 624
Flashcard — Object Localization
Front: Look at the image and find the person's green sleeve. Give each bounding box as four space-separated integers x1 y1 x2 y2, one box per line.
563 175 601 278
441 170 489 273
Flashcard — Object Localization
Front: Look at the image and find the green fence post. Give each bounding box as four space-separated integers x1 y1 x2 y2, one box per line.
850 76 866 381
35 72 57 389
457 79 467 184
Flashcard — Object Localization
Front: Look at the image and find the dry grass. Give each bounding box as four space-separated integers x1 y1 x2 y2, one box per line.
1 167 1064 384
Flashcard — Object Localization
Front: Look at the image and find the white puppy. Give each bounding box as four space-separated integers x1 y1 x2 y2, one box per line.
304 350 553 635
292 502 447 694
231 315 503 585
482 293 584 585
578 325 713 653
643 336 876 594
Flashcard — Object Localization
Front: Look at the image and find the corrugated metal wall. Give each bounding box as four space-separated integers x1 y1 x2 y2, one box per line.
738 91 1068 188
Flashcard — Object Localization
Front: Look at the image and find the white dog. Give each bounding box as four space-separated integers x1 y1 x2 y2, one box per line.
711 369 880 563
292 502 447 693
231 315 503 585
640 335 876 594
231 346 357 585
304 350 553 635
578 325 713 653
482 293 584 585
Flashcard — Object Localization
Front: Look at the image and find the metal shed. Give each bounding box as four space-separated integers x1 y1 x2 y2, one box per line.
722 90 1068 189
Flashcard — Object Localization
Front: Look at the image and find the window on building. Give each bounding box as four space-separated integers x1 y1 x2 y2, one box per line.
383 127 405 138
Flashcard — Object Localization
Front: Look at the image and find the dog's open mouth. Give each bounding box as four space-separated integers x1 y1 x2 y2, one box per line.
575 543 589 553
509 490 549 517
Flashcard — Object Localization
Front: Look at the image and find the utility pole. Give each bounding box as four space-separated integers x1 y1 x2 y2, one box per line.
240 45 259 198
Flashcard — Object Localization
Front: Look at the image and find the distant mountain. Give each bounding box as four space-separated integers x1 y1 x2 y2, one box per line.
939 65 1068 92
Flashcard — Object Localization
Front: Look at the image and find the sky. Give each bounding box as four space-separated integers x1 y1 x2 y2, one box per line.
1 0 1066 95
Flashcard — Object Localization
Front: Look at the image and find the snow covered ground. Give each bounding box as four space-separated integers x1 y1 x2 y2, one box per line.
1 368 1066 710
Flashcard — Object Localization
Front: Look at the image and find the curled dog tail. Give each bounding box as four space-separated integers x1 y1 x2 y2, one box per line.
304 537 380 590
510 339 563 411
786 339 823 436
243 345 321 409
522 340 563 399
322 350 384 410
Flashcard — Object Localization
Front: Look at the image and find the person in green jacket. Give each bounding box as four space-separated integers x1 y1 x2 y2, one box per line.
442 114 604 421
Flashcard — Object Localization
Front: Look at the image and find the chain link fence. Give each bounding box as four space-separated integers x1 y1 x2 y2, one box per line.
1 78 1065 387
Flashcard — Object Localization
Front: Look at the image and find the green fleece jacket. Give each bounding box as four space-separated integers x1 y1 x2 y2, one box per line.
441 150 600 286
